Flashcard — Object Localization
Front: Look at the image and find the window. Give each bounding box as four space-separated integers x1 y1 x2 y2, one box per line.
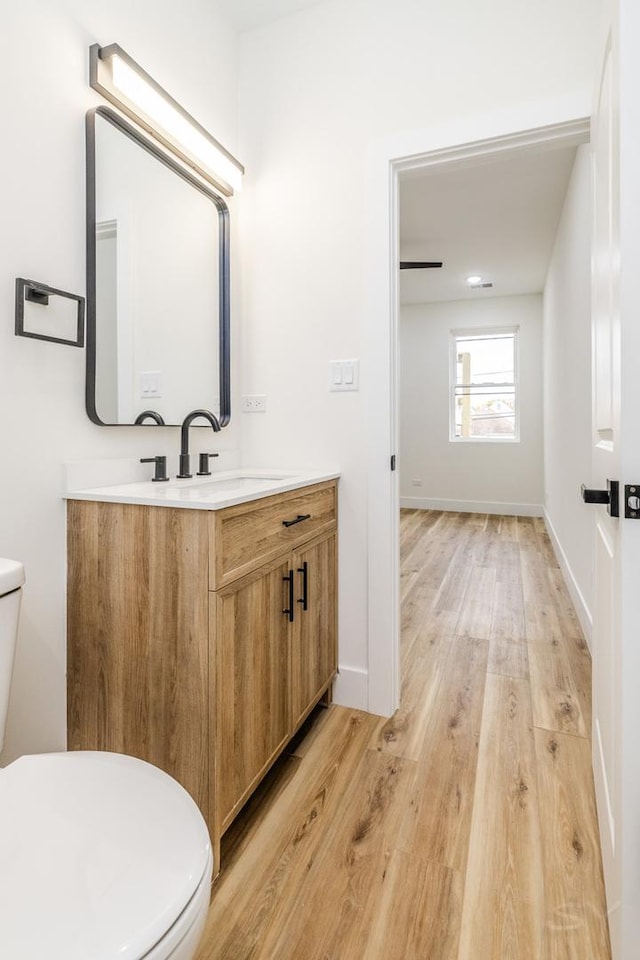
450 328 518 441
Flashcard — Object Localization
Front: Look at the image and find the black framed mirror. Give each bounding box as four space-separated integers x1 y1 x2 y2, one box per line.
85 106 230 426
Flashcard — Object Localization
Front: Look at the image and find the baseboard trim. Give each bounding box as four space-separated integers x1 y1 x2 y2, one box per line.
332 665 369 712
399 496 543 517
543 509 593 651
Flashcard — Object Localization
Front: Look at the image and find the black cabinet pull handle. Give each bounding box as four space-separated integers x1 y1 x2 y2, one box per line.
297 561 308 610
283 571 295 622
282 513 311 528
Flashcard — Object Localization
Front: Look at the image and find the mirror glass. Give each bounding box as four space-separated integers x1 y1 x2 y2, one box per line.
86 107 230 426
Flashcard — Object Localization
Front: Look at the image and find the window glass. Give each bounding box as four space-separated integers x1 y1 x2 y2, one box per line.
452 331 517 440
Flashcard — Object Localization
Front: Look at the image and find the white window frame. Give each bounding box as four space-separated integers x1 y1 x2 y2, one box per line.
449 326 520 443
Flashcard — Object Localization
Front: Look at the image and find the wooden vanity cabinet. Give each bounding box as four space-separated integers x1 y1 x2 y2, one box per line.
67 480 337 869
213 558 292 833
290 534 337 731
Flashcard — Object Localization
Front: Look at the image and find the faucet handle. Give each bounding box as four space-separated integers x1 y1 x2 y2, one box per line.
140 455 169 482
197 452 220 476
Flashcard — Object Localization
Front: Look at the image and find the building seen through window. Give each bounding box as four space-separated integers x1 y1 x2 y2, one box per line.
451 329 518 440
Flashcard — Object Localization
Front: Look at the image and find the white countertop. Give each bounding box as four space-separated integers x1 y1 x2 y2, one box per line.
65 468 340 511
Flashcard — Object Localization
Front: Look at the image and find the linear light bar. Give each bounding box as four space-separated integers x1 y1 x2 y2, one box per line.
90 43 244 196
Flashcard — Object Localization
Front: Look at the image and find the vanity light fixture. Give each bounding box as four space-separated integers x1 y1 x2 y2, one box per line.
89 43 244 196
466 275 483 286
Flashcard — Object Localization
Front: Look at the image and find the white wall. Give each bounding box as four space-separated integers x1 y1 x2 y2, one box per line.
543 144 593 641
0 0 604 757
400 295 544 515
237 0 602 708
0 0 241 763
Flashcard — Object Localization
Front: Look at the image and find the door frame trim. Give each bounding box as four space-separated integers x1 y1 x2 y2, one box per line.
365 111 591 717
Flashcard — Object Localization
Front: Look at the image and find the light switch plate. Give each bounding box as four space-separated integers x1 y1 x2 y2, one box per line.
329 359 360 391
140 370 162 398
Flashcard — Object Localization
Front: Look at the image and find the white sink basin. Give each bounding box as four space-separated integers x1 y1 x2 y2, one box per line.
171 474 295 497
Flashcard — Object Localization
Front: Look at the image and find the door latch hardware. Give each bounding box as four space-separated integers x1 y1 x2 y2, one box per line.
624 484 640 519
580 479 619 517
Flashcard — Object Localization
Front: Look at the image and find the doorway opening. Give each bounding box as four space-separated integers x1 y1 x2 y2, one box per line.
366 116 591 718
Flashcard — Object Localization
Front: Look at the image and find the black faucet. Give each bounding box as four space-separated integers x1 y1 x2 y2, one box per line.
134 410 166 425
177 409 221 478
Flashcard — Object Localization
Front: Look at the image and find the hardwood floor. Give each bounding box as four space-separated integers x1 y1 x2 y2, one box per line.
196 510 611 960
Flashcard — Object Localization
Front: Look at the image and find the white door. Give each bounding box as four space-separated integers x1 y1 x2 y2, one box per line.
590 3 640 956
590 12 621 946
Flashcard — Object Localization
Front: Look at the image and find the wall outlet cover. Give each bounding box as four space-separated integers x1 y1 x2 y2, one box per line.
242 394 267 412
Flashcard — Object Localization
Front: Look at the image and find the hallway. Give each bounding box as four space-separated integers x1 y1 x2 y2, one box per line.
197 510 611 959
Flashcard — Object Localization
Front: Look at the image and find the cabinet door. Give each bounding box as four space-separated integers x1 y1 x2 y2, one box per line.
212 560 291 832
290 534 337 732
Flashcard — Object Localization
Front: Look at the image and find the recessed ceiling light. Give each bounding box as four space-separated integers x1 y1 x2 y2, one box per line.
466 275 483 286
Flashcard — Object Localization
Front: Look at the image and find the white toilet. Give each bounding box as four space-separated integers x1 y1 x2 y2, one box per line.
0 558 213 960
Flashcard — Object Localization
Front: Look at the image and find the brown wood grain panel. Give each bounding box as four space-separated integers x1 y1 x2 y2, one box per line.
262 749 417 960
67 500 210 822
209 481 337 589
366 852 462 960
70 482 340 884
548 567 586 641
521 550 556 603
290 533 337 731
490 577 526 642
199 709 379 959
488 637 530 679
534 728 611 959
213 559 291 831
399 507 439 555
515 515 540 547
455 564 497 639
372 649 444 762
564 643 593 733
525 599 565 643
528 639 588 738
398 637 488 872
400 574 445 656
458 674 544 960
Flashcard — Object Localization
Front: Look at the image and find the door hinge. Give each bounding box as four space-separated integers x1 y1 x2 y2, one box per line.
390 455 396 472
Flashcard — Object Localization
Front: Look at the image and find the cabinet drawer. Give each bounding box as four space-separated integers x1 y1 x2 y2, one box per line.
209 481 337 589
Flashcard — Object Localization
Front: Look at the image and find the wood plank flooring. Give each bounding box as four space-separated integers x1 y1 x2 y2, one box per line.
196 510 611 960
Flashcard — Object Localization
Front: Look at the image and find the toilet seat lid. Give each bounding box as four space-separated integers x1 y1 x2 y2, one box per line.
0 557 24 596
0 751 211 960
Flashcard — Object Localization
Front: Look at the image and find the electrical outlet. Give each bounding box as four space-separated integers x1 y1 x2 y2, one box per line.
411 478 423 487
242 394 267 413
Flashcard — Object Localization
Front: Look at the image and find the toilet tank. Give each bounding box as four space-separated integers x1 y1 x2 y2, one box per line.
0 560 25 753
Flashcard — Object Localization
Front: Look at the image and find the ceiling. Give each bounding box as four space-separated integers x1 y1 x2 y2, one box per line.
399 144 579 305
216 0 323 31
216 2 579 303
